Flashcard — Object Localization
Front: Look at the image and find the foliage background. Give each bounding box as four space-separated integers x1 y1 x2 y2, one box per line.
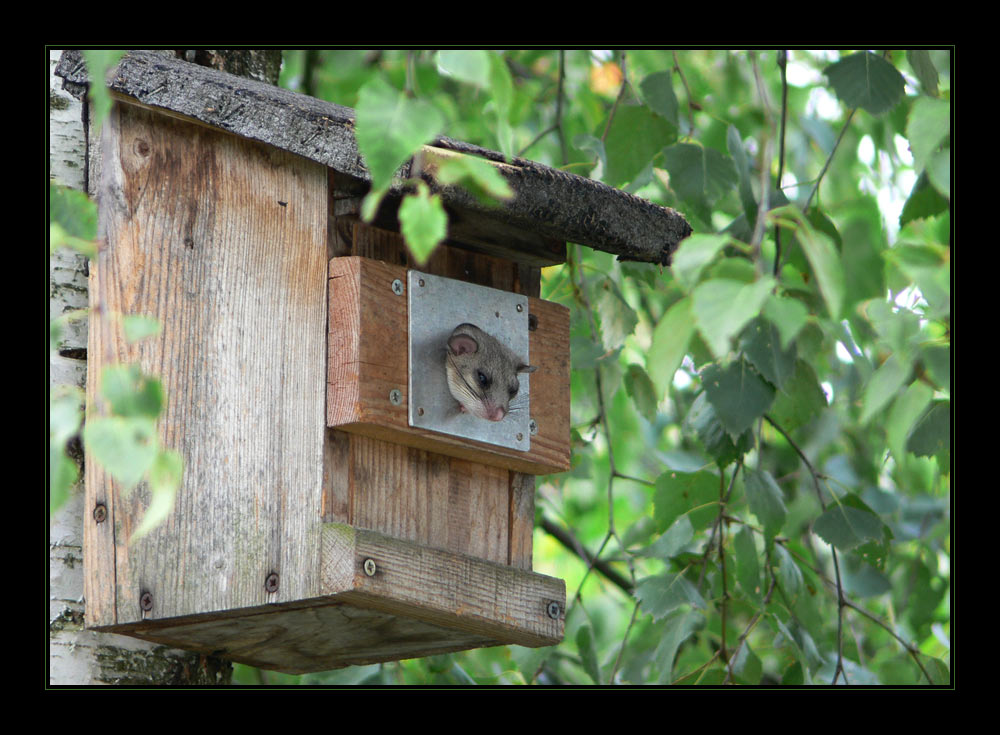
231 48 952 686
51 48 951 686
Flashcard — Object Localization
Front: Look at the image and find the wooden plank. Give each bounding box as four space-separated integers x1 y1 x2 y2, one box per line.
67 50 691 266
104 523 564 673
322 524 564 647
327 256 571 475
87 102 329 626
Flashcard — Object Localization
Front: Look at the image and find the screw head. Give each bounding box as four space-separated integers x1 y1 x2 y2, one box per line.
363 558 377 577
391 279 404 295
529 419 538 436
389 389 403 405
516 303 523 312
264 572 280 593
546 601 561 620
140 592 153 612
93 503 107 523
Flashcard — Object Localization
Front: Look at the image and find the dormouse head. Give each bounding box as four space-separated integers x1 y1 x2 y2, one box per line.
446 323 536 422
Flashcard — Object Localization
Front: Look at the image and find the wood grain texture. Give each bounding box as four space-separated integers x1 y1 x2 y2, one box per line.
327 256 571 475
61 50 691 266
321 524 564 647
108 524 564 673
86 102 328 626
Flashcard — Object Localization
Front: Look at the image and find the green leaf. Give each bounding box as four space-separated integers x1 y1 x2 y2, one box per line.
906 400 950 463
768 360 827 431
131 449 183 542
792 215 845 319
49 183 97 240
624 364 658 423
701 358 776 439
762 295 808 351
639 516 694 561
887 381 933 464
398 182 448 265
81 50 126 133
635 571 705 621
741 317 796 389
814 503 885 551
843 563 890 598
576 624 602 684
122 315 162 344
906 97 950 174
355 76 445 203
662 142 738 209
907 50 939 97
927 147 950 198
639 71 679 126
686 391 753 468
50 448 78 513
744 467 787 540
437 50 492 88
573 133 607 177
727 125 759 225
884 243 950 317
82 416 159 492
646 296 695 398
671 234 729 291
860 354 909 425
432 153 513 205
603 105 677 188
653 609 703 682
733 526 762 603
595 279 638 352
50 388 84 511
774 544 804 602
900 171 949 225
100 364 165 419
823 52 905 116
653 469 720 532
692 277 775 359
730 643 762 684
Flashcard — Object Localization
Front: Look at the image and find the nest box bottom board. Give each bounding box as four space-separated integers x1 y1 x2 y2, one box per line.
102 524 565 674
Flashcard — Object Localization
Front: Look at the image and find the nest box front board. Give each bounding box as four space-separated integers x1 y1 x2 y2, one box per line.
327 256 570 475
84 100 568 673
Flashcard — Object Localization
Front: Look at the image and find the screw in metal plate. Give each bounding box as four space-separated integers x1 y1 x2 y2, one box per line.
529 419 538 435
546 601 561 620
516 303 523 312
140 592 153 612
391 279 404 295
389 389 403 405
363 558 377 577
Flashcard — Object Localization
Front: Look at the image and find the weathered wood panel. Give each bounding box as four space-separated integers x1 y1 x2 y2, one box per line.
327 255 571 475
86 102 329 626
110 525 564 674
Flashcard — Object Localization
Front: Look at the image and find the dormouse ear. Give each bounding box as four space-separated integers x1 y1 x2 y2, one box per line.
449 334 479 356
518 364 537 374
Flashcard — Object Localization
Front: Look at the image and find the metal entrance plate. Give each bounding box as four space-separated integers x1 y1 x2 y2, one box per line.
408 270 531 451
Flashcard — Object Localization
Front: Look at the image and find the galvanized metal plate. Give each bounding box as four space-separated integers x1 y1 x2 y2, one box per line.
408 270 531 451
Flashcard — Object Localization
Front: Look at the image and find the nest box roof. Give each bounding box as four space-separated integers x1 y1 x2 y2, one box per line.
57 50 692 266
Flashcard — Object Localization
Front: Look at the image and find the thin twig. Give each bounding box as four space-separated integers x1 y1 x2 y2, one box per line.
765 414 847 684
773 50 789 277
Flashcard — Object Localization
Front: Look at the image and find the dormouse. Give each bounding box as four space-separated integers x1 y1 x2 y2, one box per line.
445 323 536 422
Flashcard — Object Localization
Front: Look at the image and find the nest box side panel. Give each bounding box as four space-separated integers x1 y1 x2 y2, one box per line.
85 103 329 627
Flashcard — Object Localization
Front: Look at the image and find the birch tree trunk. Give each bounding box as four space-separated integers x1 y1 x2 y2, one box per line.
48 49 233 686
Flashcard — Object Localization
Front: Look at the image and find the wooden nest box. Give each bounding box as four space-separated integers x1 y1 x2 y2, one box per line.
73 51 691 674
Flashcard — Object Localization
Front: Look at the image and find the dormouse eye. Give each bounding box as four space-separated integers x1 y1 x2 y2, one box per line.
508 384 518 398
477 370 490 388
